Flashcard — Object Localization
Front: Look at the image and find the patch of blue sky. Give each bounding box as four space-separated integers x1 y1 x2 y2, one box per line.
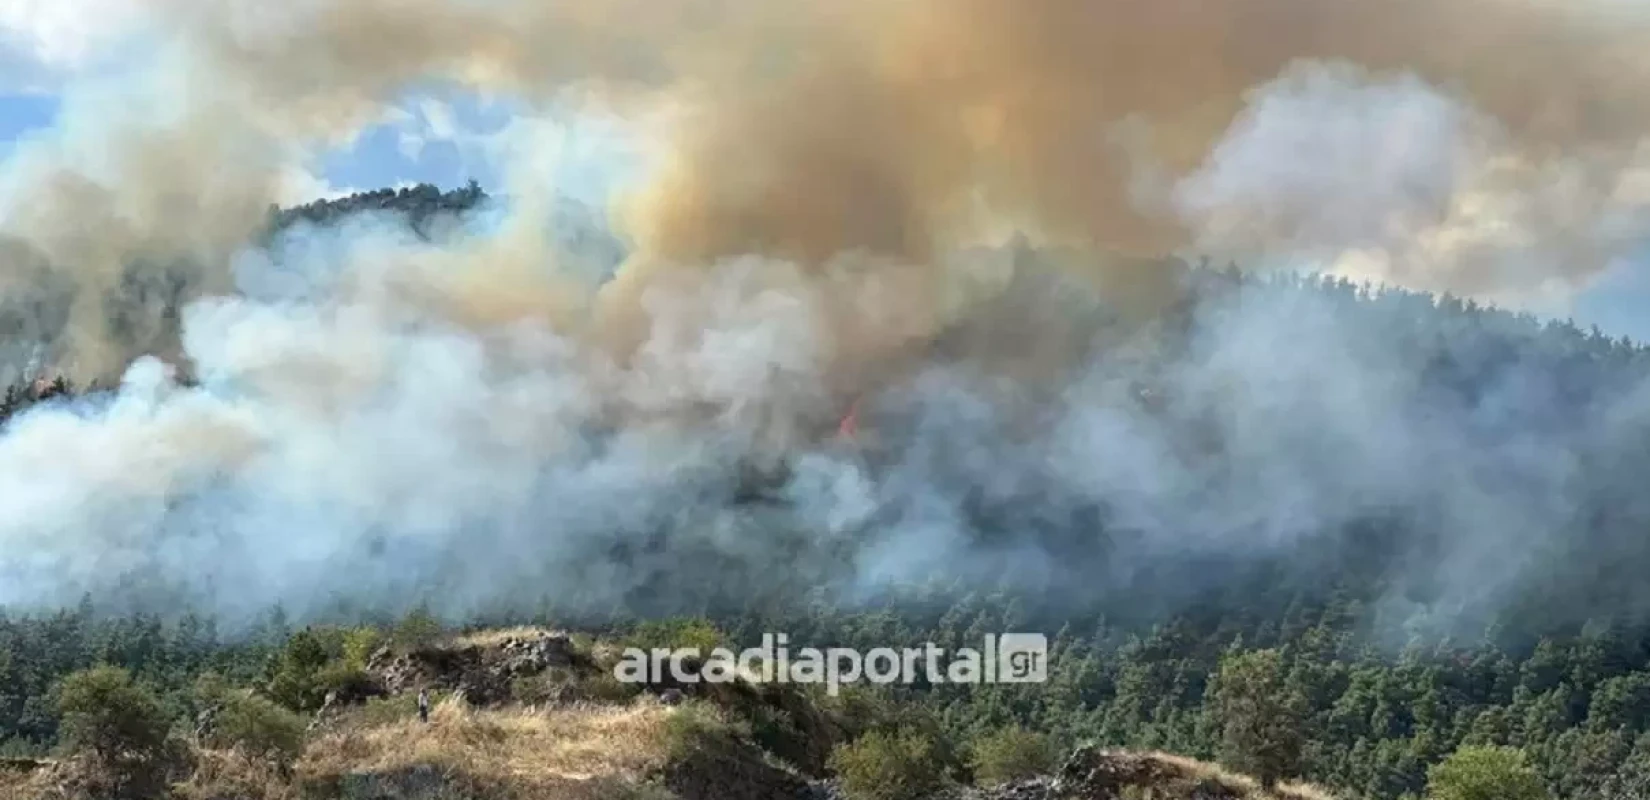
313 82 644 208
0 91 57 158
1571 250 1650 345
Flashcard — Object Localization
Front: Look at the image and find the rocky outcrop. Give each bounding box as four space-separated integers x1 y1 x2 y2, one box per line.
305 631 585 732
365 631 579 706
310 633 580 709
950 747 1253 800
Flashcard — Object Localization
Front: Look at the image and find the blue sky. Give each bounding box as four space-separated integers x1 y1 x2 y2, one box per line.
0 92 55 159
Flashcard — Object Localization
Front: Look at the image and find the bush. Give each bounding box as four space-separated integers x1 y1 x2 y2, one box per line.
0 736 43 758
392 606 444 650
315 662 378 700
56 666 169 763
1427 745 1549 800
264 629 335 712
829 728 947 800
173 747 298 800
572 671 644 705
510 675 558 707
818 686 964 779
625 617 728 655
352 693 425 727
969 726 1058 786
663 701 750 760
55 666 178 799
511 666 578 706
203 691 307 763
341 627 385 670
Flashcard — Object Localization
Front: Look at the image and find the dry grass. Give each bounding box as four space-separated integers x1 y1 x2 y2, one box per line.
295 696 673 800
1143 751 1340 800
451 626 561 649
172 748 299 800
0 769 40 799
1273 780 1341 800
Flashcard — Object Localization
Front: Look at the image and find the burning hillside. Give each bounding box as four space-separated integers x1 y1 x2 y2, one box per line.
3 0 1650 631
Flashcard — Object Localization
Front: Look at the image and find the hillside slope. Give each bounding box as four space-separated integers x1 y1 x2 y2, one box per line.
3 626 1337 800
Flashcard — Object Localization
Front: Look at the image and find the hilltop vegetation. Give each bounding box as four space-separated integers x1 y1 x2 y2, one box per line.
1 619 1355 800
264 181 489 236
0 600 1644 799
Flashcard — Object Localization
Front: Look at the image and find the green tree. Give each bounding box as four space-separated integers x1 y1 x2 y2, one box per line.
56 666 168 763
1601 740 1650 800
1208 648 1306 789
203 691 307 764
391 606 444 651
264 629 333 712
56 666 175 798
341 626 385 670
1425 745 1548 800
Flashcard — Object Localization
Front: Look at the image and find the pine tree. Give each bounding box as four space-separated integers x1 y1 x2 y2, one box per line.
1209 648 1307 789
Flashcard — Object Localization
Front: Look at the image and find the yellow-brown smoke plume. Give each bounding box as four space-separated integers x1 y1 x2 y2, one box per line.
8 0 1650 379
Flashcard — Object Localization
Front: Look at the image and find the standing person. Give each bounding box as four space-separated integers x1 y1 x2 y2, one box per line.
418 688 430 724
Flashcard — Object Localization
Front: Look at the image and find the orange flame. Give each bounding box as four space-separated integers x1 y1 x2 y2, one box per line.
837 398 860 441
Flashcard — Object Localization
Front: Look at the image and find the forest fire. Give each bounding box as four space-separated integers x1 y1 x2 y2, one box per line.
837 399 860 442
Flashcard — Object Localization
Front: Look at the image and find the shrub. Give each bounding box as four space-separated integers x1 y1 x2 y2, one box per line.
315 662 378 700
625 617 728 655
663 701 750 760
969 726 1059 786
818 686 964 780
392 606 444 650
352 693 424 727
173 747 299 800
204 691 307 763
264 629 335 712
0 736 42 758
56 666 169 764
55 666 177 798
573 671 644 705
829 728 947 800
341 627 385 670
511 675 557 707
1427 745 1549 800
511 667 580 706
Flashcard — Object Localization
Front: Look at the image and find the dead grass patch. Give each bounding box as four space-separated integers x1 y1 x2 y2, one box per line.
1273 780 1340 800
0 769 40 799
172 748 298 800
451 626 561 649
296 696 672 800
1144 751 1340 800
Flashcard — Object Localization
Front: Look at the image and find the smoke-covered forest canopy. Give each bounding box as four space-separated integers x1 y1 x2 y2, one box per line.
7 191 1650 800
0 180 1648 648
12 0 1650 638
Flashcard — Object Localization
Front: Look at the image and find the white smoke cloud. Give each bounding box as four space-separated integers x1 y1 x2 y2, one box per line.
276 163 356 206
1172 60 1650 308
0 0 145 88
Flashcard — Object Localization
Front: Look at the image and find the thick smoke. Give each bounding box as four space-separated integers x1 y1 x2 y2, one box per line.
4 0 1650 628
15 0 1650 372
